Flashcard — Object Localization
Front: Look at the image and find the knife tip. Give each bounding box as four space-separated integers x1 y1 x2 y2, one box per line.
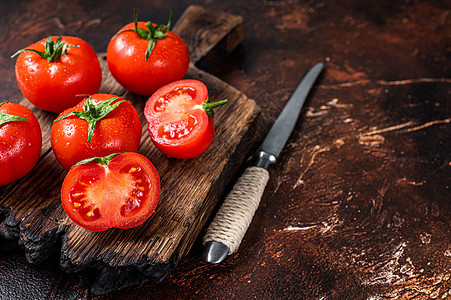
203 241 230 264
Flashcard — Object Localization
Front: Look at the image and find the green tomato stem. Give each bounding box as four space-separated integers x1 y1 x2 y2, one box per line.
203 98 228 118
116 9 172 62
0 102 28 126
72 152 124 168
54 96 128 143
11 36 79 62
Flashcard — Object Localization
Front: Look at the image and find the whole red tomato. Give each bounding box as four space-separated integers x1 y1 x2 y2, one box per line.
51 93 141 170
144 79 227 159
107 11 190 95
12 36 102 113
0 102 42 186
61 152 160 232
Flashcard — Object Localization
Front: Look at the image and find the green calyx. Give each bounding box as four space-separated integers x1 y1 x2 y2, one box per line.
203 98 228 117
11 36 79 62
73 152 123 168
118 9 172 61
54 96 128 143
0 102 27 126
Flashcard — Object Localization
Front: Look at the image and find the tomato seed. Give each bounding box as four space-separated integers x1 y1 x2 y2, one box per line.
71 192 84 198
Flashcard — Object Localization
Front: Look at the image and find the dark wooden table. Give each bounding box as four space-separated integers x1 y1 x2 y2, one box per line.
1 0 450 299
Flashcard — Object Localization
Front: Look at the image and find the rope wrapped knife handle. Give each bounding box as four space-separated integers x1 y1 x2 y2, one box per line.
203 63 323 263
202 166 270 254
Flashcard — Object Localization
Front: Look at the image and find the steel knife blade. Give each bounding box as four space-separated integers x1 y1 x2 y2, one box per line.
202 62 324 264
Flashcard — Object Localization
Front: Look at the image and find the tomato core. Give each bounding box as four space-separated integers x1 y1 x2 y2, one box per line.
154 86 197 112
152 86 202 142
67 162 152 224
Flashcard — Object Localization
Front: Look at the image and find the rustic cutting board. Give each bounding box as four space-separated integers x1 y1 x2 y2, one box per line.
0 5 261 293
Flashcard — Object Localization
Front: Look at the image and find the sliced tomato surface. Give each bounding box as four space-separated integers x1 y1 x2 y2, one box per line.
144 79 215 159
61 152 160 232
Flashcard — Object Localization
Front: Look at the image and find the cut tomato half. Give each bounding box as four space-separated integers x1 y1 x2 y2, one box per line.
144 79 227 159
61 152 160 232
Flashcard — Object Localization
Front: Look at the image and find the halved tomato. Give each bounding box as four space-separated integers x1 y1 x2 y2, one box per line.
144 79 227 159
61 152 160 232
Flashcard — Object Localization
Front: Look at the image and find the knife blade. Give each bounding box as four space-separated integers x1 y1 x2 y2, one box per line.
202 62 324 264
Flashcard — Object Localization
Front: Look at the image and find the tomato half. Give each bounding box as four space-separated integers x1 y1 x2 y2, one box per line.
144 79 227 159
0 102 42 186
13 36 102 113
106 12 190 95
51 93 141 170
61 152 160 232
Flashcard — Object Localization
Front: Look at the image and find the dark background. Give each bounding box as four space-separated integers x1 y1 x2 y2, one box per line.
1 0 450 299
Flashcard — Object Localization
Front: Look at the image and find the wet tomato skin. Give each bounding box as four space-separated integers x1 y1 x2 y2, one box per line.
107 21 190 95
14 36 102 113
51 93 142 170
61 152 160 232
144 79 216 159
0 102 42 186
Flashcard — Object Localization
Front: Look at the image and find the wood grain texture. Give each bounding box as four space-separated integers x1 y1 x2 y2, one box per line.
174 5 244 68
0 5 261 287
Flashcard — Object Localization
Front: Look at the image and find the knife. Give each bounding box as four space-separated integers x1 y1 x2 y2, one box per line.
202 62 324 264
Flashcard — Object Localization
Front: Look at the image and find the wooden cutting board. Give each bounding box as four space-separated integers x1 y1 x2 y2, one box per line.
0 5 261 293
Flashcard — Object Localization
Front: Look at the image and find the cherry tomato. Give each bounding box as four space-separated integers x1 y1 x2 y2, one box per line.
0 102 42 186
51 93 141 170
12 36 102 113
144 79 227 159
61 152 160 232
106 11 190 95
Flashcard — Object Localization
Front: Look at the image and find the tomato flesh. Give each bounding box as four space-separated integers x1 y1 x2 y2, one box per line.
158 114 198 140
154 86 198 112
144 79 214 159
61 153 160 232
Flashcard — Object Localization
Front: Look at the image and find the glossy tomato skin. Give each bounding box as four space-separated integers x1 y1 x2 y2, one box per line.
61 153 160 232
14 36 102 113
0 102 42 186
51 93 142 170
144 79 215 159
107 21 190 95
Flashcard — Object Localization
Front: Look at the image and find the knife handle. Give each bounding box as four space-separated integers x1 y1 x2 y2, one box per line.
203 166 270 257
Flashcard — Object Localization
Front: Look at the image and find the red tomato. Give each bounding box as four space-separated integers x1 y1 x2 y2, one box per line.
51 93 141 170
144 79 227 159
106 12 190 95
0 102 42 186
61 152 160 232
13 36 102 113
